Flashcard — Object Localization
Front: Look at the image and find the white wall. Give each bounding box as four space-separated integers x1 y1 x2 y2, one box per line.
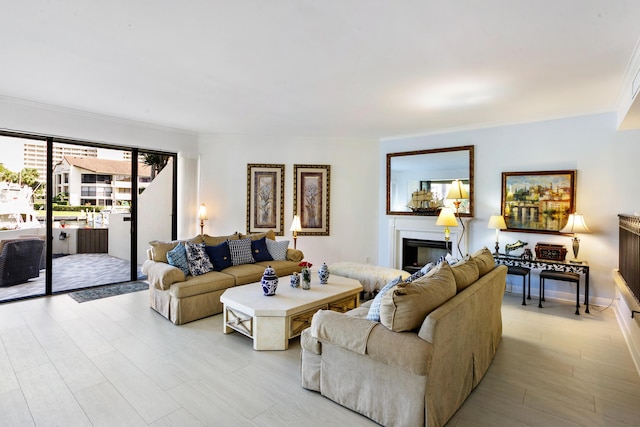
380 112 640 302
198 134 378 266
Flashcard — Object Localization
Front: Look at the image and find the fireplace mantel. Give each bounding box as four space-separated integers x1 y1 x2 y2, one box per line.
388 216 469 269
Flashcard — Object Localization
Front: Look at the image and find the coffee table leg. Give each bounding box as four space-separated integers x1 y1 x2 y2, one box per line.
253 316 288 351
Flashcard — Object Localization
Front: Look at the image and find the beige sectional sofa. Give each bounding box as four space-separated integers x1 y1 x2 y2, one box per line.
142 231 304 325
301 248 506 427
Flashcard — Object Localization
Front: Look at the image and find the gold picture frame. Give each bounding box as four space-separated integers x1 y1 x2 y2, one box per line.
246 164 285 235
293 164 330 236
501 170 576 234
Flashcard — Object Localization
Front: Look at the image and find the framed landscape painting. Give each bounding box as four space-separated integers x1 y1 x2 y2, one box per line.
294 164 330 236
501 170 576 234
246 164 285 235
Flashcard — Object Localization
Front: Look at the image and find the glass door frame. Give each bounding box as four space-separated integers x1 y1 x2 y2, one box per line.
0 130 177 299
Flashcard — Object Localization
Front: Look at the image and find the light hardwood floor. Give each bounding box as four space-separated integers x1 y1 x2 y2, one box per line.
0 288 638 426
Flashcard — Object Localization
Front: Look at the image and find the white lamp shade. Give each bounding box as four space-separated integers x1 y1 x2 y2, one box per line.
487 215 507 230
436 207 458 227
290 215 302 232
198 204 207 220
446 180 469 200
560 213 591 234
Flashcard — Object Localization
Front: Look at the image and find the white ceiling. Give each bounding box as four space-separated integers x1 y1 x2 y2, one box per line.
1 1 639 138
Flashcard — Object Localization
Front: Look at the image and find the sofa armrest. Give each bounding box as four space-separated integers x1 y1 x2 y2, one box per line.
310 310 376 354
142 259 186 291
286 248 304 262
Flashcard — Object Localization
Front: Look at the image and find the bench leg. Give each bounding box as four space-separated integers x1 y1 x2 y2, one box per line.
539 278 544 308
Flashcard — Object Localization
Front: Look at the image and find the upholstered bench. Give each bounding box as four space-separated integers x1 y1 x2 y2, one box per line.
328 262 410 299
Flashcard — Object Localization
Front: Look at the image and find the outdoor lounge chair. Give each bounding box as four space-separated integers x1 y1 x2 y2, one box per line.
0 238 45 286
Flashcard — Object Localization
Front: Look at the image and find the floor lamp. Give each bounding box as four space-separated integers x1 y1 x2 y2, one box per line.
198 204 207 235
290 215 302 249
436 208 458 254
446 180 468 258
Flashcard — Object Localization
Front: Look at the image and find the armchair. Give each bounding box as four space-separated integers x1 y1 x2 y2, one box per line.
0 238 45 286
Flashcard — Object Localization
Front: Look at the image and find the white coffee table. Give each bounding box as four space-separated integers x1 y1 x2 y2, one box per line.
220 273 362 350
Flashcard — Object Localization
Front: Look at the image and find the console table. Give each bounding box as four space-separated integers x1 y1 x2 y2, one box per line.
493 255 590 313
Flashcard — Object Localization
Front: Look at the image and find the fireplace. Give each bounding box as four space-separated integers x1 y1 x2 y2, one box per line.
402 238 451 273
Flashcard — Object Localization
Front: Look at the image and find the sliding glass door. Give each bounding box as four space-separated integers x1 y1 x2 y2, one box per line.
0 132 177 302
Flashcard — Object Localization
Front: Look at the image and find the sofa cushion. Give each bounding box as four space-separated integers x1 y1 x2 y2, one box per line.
166 242 190 275
185 242 215 276
169 270 236 299
451 255 480 292
228 238 255 266
266 239 289 260
472 247 495 276
222 263 265 285
379 261 456 332
205 242 233 271
202 233 239 246
251 237 273 262
366 275 403 322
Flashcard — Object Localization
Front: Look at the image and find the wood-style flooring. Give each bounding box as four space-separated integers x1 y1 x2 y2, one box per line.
0 288 638 426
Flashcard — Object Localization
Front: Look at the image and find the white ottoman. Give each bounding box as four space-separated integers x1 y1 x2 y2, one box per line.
328 262 410 298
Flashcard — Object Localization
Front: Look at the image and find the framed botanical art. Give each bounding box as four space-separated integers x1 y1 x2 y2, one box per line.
501 170 576 234
246 164 285 235
293 164 331 236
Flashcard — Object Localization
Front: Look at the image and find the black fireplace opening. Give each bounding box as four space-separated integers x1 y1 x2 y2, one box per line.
402 238 451 273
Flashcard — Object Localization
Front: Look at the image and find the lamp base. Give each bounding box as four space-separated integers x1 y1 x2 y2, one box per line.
568 259 584 264
494 241 500 255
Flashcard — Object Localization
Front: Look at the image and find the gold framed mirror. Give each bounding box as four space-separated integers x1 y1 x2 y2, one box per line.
386 145 474 216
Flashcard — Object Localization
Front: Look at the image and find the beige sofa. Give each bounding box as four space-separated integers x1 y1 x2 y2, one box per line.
301 248 506 427
142 231 304 325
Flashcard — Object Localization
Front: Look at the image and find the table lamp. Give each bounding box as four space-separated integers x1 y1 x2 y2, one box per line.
487 214 507 255
290 215 302 249
559 213 591 263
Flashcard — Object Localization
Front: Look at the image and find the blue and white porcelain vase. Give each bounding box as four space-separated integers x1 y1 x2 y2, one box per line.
318 262 330 284
290 272 300 288
261 265 278 296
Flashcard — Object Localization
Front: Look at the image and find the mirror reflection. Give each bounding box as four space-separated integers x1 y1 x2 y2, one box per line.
386 146 474 216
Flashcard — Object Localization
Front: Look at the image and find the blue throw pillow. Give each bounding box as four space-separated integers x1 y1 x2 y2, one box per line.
251 237 273 262
366 275 403 322
184 242 214 276
228 238 255 266
166 242 190 276
266 239 289 261
205 241 233 271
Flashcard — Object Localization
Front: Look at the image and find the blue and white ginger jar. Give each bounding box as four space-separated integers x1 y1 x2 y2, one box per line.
318 262 330 284
261 265 278 296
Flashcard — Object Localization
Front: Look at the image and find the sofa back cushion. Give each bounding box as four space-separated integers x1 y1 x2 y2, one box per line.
240 230 276 241
451 255 480 292
379 261 457 332
472 247 495 276
149 240 179 262
202 233 239 247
